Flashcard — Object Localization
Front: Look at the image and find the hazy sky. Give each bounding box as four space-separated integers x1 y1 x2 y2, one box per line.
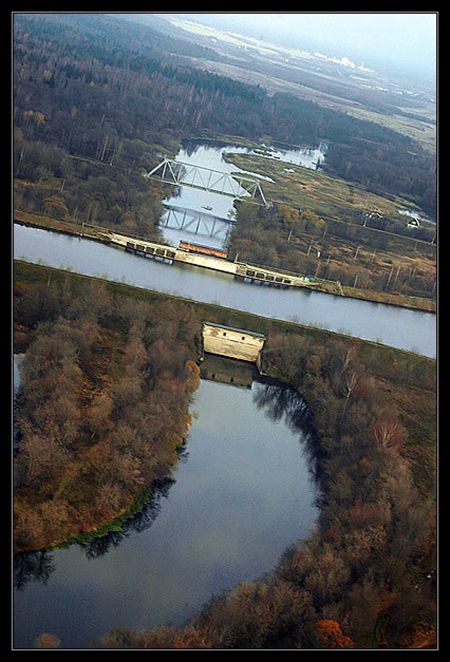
175 13 437 77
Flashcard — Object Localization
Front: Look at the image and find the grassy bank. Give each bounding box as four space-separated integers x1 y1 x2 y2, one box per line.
13 259 434 365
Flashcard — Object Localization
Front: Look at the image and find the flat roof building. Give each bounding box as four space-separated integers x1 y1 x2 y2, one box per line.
202 322 266 368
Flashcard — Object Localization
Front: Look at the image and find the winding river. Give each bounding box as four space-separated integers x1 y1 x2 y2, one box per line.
14 357 318 648
13 140 435 647
159 141 326 250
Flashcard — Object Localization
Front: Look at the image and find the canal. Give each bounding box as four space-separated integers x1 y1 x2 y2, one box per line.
14 356 318 648
14 224 436 357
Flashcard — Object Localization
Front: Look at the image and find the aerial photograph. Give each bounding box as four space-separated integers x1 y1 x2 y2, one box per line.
12 11 437 650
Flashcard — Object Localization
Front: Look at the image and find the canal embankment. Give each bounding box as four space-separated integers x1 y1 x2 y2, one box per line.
14 212 435 313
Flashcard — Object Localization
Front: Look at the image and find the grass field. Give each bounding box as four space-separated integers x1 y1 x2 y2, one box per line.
225 152 420 220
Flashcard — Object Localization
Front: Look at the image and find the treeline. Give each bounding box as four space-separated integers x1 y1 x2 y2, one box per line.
13 279 202 552
13 127 167 239
98 329 436 649
14 13 435 217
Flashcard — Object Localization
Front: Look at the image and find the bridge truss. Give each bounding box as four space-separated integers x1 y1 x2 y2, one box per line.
144 158 268 206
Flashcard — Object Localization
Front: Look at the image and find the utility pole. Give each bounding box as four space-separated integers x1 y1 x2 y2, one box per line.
392 265 401 290
354 245 362 260
386 264 394 290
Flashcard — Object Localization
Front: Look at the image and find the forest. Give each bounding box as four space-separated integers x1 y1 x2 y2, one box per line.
14 276 201 552
97 328 435 649
14 263 436 648
14 12 436 228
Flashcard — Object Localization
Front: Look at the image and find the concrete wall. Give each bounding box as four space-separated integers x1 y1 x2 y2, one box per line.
178 252 238 274
203 324 265 363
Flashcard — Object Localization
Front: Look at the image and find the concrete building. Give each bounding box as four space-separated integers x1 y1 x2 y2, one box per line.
202 322 266 368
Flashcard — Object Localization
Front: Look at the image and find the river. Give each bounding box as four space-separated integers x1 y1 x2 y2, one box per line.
159 141 327 250
14 356 318 648
14 224 436 357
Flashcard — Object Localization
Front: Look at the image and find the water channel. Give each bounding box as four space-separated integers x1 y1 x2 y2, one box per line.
14 356 318 648
14 224 436 357
159 141 327 250
13 140 435 646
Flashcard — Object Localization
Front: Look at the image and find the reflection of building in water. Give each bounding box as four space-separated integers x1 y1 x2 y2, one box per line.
201 322 266 370
200 354 257 389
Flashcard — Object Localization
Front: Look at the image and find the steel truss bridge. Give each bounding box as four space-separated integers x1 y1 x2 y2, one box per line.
160 204 236 240
144 158 268 206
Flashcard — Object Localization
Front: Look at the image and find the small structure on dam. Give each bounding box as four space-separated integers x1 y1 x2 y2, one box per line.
202 322 266 369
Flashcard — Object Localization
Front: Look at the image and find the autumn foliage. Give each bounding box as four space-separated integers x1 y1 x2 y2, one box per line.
314 620 355 648
14 281 201 552
14 271 436 649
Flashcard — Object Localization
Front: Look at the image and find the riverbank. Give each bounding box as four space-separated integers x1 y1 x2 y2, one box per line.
14 211 435 313
13 271 202 554
14 261 436 648
14 259 435 365
15 259 436 495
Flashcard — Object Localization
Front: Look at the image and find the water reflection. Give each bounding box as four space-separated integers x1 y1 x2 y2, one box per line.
14 478 176 587
14 374 318 648
254 381 311 430
253 380 321 488
159 140 326 249
14 551 56 591
81 478 175 560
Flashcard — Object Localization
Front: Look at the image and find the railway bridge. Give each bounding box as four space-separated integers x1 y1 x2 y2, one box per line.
144 158 269 206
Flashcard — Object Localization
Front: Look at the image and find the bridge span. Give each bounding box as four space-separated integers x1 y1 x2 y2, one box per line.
144 158 269 206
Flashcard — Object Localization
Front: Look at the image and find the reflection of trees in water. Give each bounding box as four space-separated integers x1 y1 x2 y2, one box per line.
169 184 182 200
13 478 176 588
82 478 175 559
254 383 311 430
253 382 321 486
14 550 55 590
182 141 201 158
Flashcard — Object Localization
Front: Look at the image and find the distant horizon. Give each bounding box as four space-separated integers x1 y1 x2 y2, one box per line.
158 12 437 83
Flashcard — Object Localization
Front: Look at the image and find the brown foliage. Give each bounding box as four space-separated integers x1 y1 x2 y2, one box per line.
314 620 355 648
34 633 61 648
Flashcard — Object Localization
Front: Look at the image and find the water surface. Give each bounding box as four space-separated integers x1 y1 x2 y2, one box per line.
14 374 317 648
14 224 436 357
159 142 326 249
